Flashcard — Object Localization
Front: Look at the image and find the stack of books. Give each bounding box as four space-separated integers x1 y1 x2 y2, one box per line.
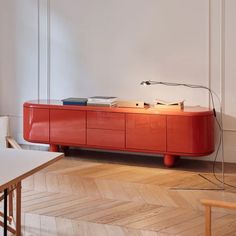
87 96 118 107
154 99 184 110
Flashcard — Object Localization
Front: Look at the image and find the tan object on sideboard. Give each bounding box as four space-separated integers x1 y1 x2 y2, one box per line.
154 99 184 110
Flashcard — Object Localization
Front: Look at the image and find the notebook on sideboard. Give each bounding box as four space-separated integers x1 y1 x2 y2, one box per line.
62 98 88 106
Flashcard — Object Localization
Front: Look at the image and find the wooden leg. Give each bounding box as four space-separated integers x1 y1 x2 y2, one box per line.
49 144 59 152
205 205 211 236
16 182 22 236
164 154 176 167
8 189 13 222
4 189 7 236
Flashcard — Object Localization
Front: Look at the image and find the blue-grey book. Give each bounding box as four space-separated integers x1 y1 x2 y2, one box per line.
62 98 88 106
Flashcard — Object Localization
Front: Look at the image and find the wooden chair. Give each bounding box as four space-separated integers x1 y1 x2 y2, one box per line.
0 116 21 234
201 199 236 236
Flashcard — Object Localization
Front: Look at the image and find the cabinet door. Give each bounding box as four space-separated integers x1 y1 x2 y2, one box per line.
23 107 49 143
50 109 86 145
126 114 166 151
167 115 214 154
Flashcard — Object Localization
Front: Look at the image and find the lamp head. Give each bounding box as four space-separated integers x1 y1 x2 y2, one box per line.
140 80 151 86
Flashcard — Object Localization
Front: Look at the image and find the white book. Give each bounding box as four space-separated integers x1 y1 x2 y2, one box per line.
88 96 118 103
87 102 117 107
87 101 117 105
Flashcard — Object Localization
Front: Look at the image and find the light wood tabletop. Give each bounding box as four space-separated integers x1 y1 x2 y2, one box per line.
0 149 64 192
0 148 64 235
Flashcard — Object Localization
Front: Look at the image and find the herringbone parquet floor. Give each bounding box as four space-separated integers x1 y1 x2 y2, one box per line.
3 149 236 235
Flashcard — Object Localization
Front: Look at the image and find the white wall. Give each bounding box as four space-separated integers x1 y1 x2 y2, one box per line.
0 0 38 141
0 0 235 163
222 0 236 163
50 0 209 105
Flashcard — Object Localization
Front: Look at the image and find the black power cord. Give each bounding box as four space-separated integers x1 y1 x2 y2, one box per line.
141 80 236 191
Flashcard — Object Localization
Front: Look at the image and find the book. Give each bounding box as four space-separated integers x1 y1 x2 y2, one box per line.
87 101 117 105
88 96 118 103
87 101 117 107
154 99 184 110
62 97 88 106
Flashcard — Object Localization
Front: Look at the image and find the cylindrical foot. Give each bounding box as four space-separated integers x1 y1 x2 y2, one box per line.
164 154 176 167
49 144 59 152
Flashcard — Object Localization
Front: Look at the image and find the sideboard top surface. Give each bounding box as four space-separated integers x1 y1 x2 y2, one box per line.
24 100 214 116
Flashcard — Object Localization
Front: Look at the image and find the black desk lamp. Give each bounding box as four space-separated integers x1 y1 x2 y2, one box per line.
140 80 225 190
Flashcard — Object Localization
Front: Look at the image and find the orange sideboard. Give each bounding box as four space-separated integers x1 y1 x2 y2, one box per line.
23 100 215 167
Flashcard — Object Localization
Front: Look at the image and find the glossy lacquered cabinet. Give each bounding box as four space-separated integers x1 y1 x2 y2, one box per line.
23 100 215 167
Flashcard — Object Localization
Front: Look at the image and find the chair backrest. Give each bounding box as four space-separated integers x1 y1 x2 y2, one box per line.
0 116 9 148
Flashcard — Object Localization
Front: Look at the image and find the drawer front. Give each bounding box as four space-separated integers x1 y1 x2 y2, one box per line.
50 109 86 145
87 129 125 148
87 111 125 130
126 114 166 151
